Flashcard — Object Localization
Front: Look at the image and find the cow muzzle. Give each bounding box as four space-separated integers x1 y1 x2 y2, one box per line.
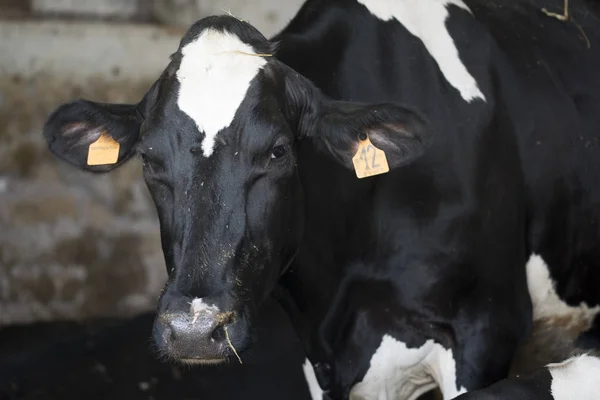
152 297 245 364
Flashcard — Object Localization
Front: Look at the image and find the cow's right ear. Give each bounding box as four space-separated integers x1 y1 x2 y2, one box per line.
42 99 143 173
43 77 161 173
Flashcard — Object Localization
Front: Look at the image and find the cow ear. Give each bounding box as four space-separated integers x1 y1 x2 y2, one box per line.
283 70 432 171
43 99 143 173
315 101 432 170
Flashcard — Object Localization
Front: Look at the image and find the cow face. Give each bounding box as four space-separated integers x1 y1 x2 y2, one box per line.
42 16 432 364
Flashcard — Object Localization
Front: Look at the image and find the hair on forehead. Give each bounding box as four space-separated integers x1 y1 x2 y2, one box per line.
178 15 278 56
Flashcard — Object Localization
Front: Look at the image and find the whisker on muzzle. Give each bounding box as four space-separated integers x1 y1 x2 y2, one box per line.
224 326 243 364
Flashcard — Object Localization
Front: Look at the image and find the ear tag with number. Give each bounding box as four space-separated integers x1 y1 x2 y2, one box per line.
352 135 389 179
87 132 120 166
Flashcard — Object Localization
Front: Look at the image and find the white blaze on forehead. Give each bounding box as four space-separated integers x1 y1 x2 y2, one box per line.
176 28 268 157
357 0 486 103
349 334 466 400
549 354 600 400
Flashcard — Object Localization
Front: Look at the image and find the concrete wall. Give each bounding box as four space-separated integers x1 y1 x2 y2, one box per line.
3 0 304 38
0 0 304 326
152 0 304 38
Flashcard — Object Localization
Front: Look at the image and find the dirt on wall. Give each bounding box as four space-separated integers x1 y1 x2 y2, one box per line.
0 73 167 326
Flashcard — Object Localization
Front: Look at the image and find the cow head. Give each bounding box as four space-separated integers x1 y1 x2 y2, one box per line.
42 16 432 365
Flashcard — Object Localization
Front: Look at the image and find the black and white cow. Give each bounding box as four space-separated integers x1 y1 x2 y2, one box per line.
42 0 600 399
456 354 600 400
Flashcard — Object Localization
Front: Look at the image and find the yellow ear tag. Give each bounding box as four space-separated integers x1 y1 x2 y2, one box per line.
87 132 120 166
352 135 390 179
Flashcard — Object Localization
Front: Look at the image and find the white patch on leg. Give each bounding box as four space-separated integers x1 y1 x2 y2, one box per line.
349 334 466 400
356 0 486 103
176 28 268 157
526 254 600 327
548 354 600 400
303 358 324 400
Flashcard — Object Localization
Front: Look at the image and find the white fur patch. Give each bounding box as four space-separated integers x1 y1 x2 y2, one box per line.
357 0 486 102
549 354 600 400
302 358 324 400
349 334 466 400
176 28 267 157
526 254 600 327
190 298 219 315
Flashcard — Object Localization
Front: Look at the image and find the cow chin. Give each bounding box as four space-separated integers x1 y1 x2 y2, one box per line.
152 305 251 365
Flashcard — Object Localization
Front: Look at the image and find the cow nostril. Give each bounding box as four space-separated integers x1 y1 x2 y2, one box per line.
153 317 176 350
211 323 226 342
210 311 234 342
166 321 183 341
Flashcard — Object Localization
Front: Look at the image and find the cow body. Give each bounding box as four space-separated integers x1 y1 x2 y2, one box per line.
41 0 600 399
272 0 600 398
455 354 600 400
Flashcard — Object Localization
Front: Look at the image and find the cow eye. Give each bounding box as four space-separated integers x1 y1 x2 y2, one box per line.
271 144 287 159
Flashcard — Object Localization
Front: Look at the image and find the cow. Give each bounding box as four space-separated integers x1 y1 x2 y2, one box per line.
455 354 600 400
41 0 600 399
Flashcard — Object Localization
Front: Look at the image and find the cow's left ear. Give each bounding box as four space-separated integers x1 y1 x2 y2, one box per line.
283 70 432 171
314 100 432 170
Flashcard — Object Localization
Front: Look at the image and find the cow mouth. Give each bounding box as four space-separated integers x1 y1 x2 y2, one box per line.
178 358 227 366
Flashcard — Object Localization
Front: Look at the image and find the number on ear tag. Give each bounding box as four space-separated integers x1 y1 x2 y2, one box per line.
352 136 389 179
87 132 120 166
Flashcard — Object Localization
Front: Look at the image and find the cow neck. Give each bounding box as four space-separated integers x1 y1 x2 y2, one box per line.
277 139 377 377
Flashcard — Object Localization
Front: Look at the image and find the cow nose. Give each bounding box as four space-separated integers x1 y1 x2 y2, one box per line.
153 299 235 362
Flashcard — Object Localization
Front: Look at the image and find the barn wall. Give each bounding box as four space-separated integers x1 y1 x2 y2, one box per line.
0 0 304 326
